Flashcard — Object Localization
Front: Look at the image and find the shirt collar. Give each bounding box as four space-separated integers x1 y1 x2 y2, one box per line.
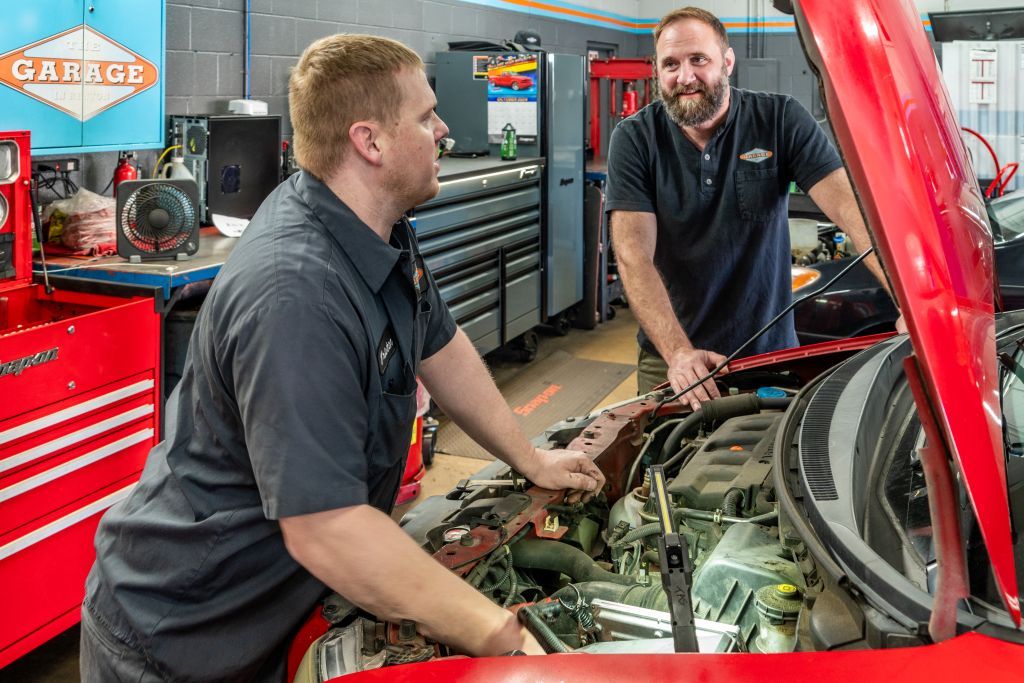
295 171 408 293
716 86 741 136
702 87 741 143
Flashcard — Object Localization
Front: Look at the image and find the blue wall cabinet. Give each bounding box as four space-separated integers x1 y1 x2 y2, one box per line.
0 1 165 154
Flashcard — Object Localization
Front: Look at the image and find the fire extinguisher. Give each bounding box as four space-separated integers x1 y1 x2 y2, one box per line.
113 151 138 193
621 81 639 119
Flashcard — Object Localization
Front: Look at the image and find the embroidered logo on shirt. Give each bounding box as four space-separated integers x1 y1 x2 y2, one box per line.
739 148 774 163
413 254 430 301
377 327 397 375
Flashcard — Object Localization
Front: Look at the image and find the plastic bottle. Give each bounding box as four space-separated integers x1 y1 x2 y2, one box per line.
160 154 194 181
500 123 518 161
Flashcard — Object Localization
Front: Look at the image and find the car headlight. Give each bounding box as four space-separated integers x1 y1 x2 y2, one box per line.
791 266 821 293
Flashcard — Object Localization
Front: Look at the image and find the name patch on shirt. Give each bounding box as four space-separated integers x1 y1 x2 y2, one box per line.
739 148 773 163
377 326 397 375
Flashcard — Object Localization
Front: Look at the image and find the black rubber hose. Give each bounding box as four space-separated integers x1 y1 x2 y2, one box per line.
551 581 669 612
655 410 705 465
518 604 573 653
510 539 636 586
659 395 793 464
723 488 744 517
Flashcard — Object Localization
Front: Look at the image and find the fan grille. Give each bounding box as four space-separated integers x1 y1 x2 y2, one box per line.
120 183 196 253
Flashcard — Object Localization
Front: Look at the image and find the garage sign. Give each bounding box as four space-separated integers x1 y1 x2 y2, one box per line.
0 25 159 121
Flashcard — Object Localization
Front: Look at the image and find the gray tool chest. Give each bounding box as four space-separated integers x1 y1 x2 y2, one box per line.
413 157 545 355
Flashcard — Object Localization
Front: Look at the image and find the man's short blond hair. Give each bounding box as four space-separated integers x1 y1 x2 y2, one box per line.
654 7 729 51
289 34 423 179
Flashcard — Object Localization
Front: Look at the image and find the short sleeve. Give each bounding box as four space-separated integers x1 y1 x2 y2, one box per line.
605 120 657 214
232 302 370 519
421 263 457 359
782 97 844 192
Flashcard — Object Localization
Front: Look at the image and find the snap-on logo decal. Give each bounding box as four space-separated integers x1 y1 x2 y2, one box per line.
0 347 59 378
0 26 159 121
739 148 773 163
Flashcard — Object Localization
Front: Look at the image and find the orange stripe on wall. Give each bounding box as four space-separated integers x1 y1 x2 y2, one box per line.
497 0 640 28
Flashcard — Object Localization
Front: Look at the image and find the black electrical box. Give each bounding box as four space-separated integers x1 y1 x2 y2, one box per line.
169 115 281 223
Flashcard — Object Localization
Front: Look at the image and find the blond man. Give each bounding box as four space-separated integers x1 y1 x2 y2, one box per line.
81 35 602 681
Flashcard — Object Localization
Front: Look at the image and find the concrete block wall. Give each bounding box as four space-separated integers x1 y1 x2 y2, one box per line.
46 0 644 195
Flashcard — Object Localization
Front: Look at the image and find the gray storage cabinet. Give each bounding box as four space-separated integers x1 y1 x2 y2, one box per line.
414 157 545 355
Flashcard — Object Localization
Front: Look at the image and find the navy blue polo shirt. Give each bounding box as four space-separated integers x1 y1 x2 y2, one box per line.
84 171 457 681
606 87 842 358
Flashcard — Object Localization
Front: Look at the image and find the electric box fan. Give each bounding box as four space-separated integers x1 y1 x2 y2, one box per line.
116 179 200 261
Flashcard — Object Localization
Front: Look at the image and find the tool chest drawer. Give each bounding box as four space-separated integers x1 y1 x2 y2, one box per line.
415 158 545 355
0 373 155 537
0 285 161 416
0 482 136 665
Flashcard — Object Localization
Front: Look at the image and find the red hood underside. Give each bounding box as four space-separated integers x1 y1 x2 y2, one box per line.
795 0 1019 622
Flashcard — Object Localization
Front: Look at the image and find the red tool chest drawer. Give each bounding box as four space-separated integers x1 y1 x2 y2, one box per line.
0 282 161 668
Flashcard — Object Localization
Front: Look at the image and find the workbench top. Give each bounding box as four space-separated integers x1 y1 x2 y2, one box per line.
437 155 545 182
35 229 234 300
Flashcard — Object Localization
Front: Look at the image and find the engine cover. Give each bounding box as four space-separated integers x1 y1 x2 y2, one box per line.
667 413 782 513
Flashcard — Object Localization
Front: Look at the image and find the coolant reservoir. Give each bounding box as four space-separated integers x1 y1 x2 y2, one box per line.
609 486 648 531
754 583 803 653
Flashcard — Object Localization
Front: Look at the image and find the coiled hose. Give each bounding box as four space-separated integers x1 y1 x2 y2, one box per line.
551 581 670 611
722 488 744 517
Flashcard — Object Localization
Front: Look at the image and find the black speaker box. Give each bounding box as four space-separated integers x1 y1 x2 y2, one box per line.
170 115 281 223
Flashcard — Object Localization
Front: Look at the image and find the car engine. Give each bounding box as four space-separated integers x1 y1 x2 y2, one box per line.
291 356 873 681
292 336 1024 680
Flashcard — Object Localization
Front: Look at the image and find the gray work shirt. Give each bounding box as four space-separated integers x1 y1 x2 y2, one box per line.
606 88 842 358
85 171 457 681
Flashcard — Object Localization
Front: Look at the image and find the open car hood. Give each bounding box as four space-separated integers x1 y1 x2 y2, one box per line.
794 0 1019 621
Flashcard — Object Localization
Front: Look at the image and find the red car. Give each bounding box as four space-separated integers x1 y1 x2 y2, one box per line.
488 71 534 91
288 0 1024 679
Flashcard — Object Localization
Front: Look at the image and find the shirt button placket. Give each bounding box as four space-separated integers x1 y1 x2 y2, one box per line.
702 149 715 192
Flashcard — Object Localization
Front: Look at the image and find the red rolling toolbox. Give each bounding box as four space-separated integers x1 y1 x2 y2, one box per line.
0 131 161 667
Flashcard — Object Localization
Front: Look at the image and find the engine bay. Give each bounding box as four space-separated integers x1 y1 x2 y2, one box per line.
293 335 1024 680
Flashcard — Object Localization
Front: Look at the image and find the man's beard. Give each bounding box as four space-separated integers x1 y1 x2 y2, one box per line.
659 69 729 127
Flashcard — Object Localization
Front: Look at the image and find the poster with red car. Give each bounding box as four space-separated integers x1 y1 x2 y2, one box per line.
486 53 538 142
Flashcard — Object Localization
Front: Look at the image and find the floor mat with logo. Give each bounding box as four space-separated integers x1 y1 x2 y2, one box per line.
435 350 634 460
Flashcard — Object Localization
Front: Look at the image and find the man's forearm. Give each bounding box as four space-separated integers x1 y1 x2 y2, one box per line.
280 505 526 656
419 329 538 473
618 254 693 361
809 168 891 296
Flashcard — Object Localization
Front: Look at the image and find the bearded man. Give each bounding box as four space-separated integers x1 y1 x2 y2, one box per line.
606 7 891 408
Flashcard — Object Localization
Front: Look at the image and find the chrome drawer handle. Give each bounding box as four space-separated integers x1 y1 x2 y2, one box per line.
0 379 154 446
0 483 136 561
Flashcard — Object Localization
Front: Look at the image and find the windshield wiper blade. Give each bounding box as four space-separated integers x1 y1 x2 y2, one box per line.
998 351 1024 386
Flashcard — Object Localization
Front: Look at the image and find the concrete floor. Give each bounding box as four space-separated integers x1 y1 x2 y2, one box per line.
0 306 639 682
